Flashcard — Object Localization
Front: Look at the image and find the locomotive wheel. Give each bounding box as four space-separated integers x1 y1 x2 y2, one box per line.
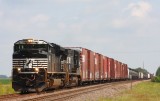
78 81 82 86
35 88 40 93
20 90 28 94
59 81 65 89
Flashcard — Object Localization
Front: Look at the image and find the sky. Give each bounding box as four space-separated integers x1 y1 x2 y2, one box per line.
0 0 160 76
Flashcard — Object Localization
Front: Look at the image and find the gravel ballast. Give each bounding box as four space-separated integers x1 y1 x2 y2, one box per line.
66 80 144 101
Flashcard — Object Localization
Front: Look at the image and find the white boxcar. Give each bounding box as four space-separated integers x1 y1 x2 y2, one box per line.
139 72 143 79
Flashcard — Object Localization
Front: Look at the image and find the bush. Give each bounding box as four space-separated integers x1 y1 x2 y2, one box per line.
151 76 160 82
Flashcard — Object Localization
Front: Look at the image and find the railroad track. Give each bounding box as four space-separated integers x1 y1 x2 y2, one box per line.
0 80 141 101
23 80 138 101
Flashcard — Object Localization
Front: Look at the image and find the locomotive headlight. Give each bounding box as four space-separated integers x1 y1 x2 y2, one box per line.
35 67 39 72
17 68 21 72
28 39 33 43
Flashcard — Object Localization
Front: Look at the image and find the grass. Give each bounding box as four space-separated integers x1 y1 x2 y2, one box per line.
101 81 160 101
0 78 15 95
0 78 11 84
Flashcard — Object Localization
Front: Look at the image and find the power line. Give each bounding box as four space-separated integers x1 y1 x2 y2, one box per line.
106 50 160 54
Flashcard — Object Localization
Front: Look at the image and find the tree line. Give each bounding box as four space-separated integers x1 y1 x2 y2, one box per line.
152 66 160 82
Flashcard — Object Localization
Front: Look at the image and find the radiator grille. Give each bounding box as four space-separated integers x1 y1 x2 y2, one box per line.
13 58 48 68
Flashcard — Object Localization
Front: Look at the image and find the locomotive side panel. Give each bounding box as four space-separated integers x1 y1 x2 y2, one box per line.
66 49 80 73
48 54 61 72
50 44 66 72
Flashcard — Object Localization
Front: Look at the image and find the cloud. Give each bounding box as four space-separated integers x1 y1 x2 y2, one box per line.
111 1 153 29
68 23 84 33
128 1 152 18
30 14 50 24
57 22 66 30
54 0 92 3
0 11 3 17
0 13 50 33
83 1 120 15
28 14 50 28
112 19 127 28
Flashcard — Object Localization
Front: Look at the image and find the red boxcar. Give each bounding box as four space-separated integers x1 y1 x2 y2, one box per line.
115 60 119 79
124 64 126 79
88 50 95 81
121 63 128 79
103 56 107 80
110 58 115 80
80 48 96 81
119 62 122 79
99 54 104 80
122 63 124 79
110 59 126 80
107 58 111 80
124 64 128 79
116 60 119 79
103 56 110 80
81 48 88 81
117 61 121 79
94 53 100 80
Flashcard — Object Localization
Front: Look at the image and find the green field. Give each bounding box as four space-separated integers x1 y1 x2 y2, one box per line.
102 81 160 101
0 79 15 95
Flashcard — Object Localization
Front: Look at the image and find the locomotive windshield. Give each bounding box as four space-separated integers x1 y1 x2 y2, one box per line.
14 44 48 52
13 44 48 58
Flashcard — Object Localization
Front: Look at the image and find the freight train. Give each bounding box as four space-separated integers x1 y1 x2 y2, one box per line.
12 39 144 93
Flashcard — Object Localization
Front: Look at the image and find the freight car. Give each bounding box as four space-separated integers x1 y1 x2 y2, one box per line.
142 72 151 79
128 68 151 80
12 39 128 93
128 68 139 80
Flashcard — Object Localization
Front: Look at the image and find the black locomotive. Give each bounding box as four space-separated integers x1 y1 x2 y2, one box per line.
12 39 81 93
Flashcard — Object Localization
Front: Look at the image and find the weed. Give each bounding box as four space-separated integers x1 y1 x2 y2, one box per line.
0 79 15 95
102 81 160 101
